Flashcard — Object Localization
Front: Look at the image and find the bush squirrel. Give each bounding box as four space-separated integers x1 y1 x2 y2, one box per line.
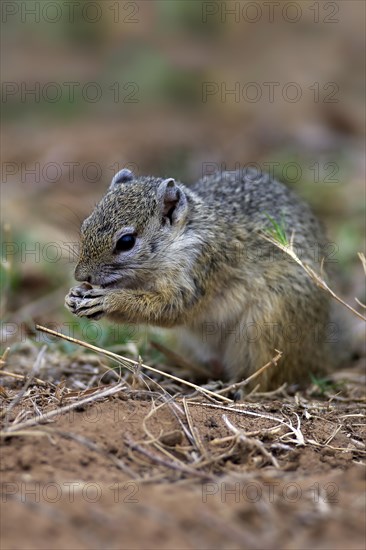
65 168 335 389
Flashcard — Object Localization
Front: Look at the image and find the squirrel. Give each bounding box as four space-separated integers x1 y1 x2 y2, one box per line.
65 168 336 389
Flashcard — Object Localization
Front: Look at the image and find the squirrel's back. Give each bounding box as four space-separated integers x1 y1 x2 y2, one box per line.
192 169 327 266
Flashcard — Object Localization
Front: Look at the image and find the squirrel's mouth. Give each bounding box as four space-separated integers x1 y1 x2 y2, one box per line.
100 276 137 290
99 276 125 289
98 271 141 290
100 281 123 289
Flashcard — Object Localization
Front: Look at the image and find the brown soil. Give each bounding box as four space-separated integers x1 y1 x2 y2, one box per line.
1 346 365 550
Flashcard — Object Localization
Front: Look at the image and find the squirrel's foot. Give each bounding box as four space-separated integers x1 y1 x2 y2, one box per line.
65 284 108 320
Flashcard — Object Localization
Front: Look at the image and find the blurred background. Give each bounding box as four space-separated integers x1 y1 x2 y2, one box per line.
1 0 365 352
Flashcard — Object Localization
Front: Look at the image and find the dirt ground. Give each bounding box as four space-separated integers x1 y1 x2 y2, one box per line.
0 344 365 550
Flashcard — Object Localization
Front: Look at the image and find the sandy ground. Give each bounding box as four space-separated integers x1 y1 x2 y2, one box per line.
1 346 365 550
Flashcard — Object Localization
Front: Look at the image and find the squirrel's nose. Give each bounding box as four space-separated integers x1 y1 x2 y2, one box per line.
74 264 92 284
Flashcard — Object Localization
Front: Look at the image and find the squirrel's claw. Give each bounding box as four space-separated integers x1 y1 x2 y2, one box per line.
65 285 107 320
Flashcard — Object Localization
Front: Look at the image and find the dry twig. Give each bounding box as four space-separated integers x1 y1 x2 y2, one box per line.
35 325 233 404
218 350 283 395
262 232 366 322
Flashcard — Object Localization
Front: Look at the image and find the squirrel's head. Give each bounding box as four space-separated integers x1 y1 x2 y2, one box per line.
74 169 190 288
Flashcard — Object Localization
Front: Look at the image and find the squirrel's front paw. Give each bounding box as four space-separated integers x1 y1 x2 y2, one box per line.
65 284 108 320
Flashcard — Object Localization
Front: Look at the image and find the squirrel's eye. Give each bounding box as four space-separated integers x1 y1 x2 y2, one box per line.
114 234 136 253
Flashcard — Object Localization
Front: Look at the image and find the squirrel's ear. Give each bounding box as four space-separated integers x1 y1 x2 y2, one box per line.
157 178 188 225
110 169 134 188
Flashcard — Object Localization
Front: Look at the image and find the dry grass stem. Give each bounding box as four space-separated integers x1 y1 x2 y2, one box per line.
1 346 47 422
218 350 283 395
188 401 306 445
35 324 233 403
223 415 280 468
3 381 126 433
262 233 366 322
0 429 54 439
141 400 188 466
358 252 366 274
0 347 11 365
124 435 214 481
182 398 207 458
0 369 49 387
